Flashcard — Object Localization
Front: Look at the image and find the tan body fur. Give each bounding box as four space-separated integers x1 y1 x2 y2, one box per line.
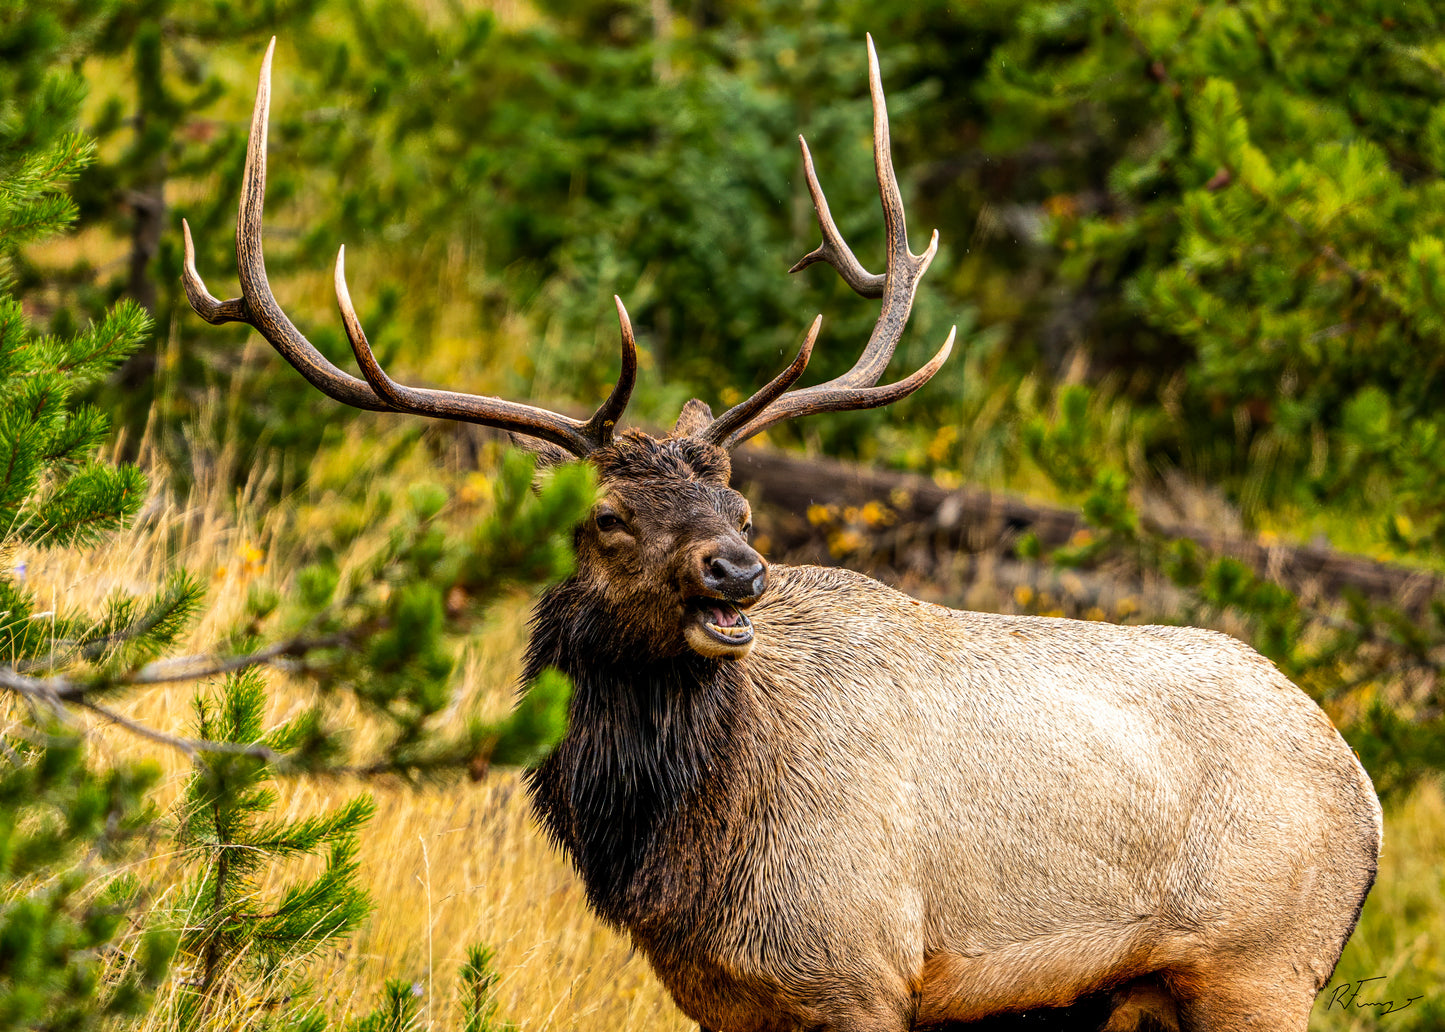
585 564 1381 1031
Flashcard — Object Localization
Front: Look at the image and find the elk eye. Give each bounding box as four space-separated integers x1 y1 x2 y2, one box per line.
595 512 626 533
741 519 753 536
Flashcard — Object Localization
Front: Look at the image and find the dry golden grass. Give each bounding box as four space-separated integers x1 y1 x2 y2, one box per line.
15 411 689 1030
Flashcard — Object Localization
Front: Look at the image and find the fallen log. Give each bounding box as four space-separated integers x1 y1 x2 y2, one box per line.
730 447 1445 615
448 424 1442 615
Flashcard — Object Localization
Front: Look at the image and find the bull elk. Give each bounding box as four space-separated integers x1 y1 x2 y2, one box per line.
184 37 1381 1032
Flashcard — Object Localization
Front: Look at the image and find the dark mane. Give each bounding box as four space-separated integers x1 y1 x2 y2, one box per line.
522 576 750 929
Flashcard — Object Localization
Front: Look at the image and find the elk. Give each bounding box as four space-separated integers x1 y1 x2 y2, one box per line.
184 37 1381 1032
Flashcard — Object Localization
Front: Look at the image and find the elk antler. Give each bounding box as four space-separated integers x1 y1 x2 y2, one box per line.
701 35 954 450
181 38 637 458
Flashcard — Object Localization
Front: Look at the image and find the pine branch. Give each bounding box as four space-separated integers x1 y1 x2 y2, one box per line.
17 572 206 672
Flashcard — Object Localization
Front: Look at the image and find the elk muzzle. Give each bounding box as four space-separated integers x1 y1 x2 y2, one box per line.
683 537 767 659
704 551 767 601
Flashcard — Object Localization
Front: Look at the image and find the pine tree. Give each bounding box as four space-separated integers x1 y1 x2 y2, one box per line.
332 947 512 1032
859 0 1445 527
161 661 531 1029
169 670 374 1028
343 982 421 1032
0 14 196 1026
457 945 513 1032
0 100 205 703
1 3 157 564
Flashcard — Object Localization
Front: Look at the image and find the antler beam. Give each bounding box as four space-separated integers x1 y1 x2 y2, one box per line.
181 38 636 458
702 34 954 449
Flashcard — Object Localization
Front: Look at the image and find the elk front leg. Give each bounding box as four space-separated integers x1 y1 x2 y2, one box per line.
804 993 916 1032
805 1014 911 1032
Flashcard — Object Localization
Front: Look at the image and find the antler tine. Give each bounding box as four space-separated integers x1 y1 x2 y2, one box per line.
823 33 939 392
333 249 633 454
701 316 821 447
579 296 638 446
182 39 388 412
333 245 409 410
184 38 636 457
181 220 249 324
701 34 951 449
720 327 954 449
788 137 885 299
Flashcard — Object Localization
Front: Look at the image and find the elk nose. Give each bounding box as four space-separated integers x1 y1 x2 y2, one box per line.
703 550 767 602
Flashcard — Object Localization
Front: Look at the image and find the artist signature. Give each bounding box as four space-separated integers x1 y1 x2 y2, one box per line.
1322 976 1423 1015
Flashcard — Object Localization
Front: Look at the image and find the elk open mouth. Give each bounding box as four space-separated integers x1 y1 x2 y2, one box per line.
683 598 755 656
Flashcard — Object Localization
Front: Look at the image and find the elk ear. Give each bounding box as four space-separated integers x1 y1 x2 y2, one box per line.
672 398 715 438
508 432 572 469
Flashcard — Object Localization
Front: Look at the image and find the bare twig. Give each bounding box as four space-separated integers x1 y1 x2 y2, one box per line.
73 697 277 762
82 631 358 694
0 628 369 761
7 631 358 702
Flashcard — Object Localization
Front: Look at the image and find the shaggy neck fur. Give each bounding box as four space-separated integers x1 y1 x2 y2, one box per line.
522 576 751 931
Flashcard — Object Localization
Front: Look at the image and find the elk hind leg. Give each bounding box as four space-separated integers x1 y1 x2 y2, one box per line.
1171 967 1314 1032
1104 978 1180 1032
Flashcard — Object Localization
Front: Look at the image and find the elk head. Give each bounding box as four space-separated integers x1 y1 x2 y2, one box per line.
182 35 953 661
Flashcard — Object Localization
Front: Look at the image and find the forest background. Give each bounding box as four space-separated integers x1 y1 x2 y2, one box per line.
3 0 1445 1029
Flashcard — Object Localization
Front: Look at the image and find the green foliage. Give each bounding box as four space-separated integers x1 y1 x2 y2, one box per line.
165 670 528 1031
939 0 1445 532
460 452 589 591
0 386 586 1028
458 945 514 1032
0 14 201 1024
0 3 106 282
2 14 595 1023
336 945 513 1032
1353 701 1445 802
0 134 92 283
344 982 421 1032
1022 384 1105 496
0 733 175 1031
241 451 594 782
170 669 374 1024
0 143 151 548
68 1 321 312
0 238 197 673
